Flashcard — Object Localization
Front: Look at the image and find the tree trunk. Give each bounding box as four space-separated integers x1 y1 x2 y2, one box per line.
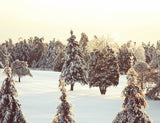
70 83 74 91
18 76 21 82
99 86 107 95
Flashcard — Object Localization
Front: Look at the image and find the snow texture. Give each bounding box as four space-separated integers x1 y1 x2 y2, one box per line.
0 70 160 123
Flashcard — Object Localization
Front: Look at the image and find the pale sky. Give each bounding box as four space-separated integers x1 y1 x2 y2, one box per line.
1 0 160 45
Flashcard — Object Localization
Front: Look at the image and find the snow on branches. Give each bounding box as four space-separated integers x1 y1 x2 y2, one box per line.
113 68 152 123
11 59 32 82
61 31 88 91
52 78 75 123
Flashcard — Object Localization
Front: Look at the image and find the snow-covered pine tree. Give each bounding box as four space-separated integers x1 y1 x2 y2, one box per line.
142 42 155 64
89 46 119 95
112 68 152 123
53 41 65 72
31 36 45 68
146 40 160 100
134 46 146 62
79 32 89 63
53 50 65 72
52 78 75 123
11 59 32 82
44 40 57 69
0 49 27 123
133 44 151 91
133 61 150 90
79 32 88 54
61 30 88 91
0 44 10 65
117 44 135 75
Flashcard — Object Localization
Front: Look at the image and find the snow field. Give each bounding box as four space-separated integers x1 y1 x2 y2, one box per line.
0 70 160 123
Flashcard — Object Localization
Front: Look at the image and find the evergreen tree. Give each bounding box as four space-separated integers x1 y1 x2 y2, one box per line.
45 41 56 69
142 42 155 64
89 46 119 95
31 36 45 68
117 44 134 75
134 46 146 62
146 40 160 99
79 32 89 63
53 51 65 72
53 41 65 72
0 49 27 123
11 59 32 82
113 68 152 123
52 78 75 123
133 61 150 90
61 31 88 91
0 44 9 65
13 40 31 62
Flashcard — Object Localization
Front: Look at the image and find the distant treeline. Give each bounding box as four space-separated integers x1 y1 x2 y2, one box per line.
0 34 159 74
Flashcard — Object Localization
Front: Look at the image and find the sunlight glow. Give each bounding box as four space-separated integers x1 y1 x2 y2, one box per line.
0 0 160 44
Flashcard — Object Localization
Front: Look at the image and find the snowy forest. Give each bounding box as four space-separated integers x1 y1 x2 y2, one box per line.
0 31 160 123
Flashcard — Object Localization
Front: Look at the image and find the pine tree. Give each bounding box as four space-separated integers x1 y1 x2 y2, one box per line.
113 68 152 123
79 32 89 63
11 59 32 82
133 61 150 90
53 41 65 72
61 31 88 91
52 78 75 123
89 46 119 95
0 48 27 123
53 51 65 72
134 46 146 62
117 44 135 75
142 42 155 64
45 41 57 69
31 36 45 68
146 40 160 99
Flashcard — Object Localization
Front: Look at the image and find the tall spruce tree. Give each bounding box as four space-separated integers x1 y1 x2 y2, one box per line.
0 48 27 123
52 78 75 123
89 46 119 95
61 31 88 91
113 68 152 123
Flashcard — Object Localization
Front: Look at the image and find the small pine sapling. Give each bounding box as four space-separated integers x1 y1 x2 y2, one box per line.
112 68 152 123
52 78 75 123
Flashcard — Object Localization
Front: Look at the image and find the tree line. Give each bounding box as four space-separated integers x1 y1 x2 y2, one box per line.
0 31 160 98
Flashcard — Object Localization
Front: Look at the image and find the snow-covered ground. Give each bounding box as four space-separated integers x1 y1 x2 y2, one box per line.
0 70 160 123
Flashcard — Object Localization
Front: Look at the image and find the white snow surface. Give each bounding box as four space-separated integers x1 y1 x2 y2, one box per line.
0 70 160 123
